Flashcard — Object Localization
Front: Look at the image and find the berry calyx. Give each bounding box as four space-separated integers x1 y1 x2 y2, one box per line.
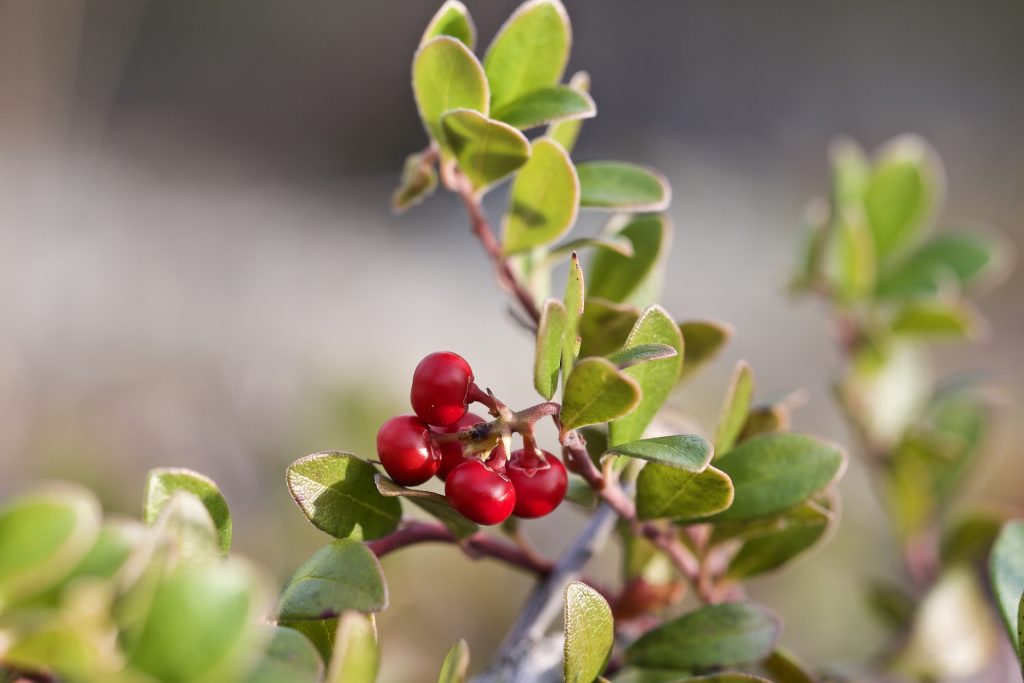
411 351 475 427
444 459 516 525
506 448 568 519
376 414 441 486
432 412 486 480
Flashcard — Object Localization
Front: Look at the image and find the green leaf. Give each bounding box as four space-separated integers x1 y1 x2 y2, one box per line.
413 37 488 146
709 434 846 523
0 484 101 606
891 300 980 339
548 235 634 263
277 539 388 620
713 361 754 455
421 1 475 48
502 136 579 254
761 647 817 683
678 320 732 383
374 475 478 540
287 452 402 541
548 71 591 153
602 435 713 472
830 205 876 301
588 215 670 304
610 306 684 445
876 231 1006 300
492 85 595 130
144 468 232 554
562 253 585 386
726 501 833 579
577 162 671 212
246 626 324 683
440 110 530 194
864 135 943 258
607 343 679 370
636 464 733 521
66 519 142 583
151 491 221 562
625 602 780 672
535 298 568 400
326 612 379 683
277 619 338 665
610 668 692 683
561 357 642 433
392 150 438 213
739 393 796 442
564 581 614 683
579 298 639 358
941 512 1003 567
483 0 571 109
989 520 1024 654
128 559 265 683
437 639 470 683
830 137 870 206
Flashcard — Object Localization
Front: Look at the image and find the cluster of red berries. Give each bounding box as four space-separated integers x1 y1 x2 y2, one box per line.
376 352 568 526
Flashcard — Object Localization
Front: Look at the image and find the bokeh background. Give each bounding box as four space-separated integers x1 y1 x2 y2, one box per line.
2 1 1022 680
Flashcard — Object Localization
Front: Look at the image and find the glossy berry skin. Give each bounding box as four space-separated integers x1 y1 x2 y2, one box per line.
432 413 486 480
506 449 568 519
376 415 440 486
411 352 474 427
445 459 516 525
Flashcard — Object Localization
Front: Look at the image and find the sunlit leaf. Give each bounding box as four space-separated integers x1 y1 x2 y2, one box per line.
144 468 231 554
564 582 614 683
577 162 671 212
502 137 579 254
714 361 754 455
392 150 438 213
492 85 595 130
326 612 379 683
636 464 733 521
603 435 712 471
437 639 470 683
440 110 530 194
588 215 670 305
562 253 585 386
561 358 641 433
548 71 591 153
678 320 732 383
246 626 323 683
421 1 476 48
413 37 488 146
483 0 571 109
535 299 568 399
277 540 388 620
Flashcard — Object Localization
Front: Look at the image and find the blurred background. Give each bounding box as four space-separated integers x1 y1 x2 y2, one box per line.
1 1 1022 680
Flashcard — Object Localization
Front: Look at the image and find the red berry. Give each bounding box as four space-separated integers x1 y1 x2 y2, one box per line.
376 415 440 486
432 413 486 480
506 449 568 519
445 459 516 525
411 352 474 427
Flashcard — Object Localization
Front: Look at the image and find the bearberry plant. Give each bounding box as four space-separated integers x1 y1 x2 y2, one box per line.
0 2 1019 683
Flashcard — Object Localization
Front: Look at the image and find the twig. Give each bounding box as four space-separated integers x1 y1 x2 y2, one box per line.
367 521 552 576
475 504 620 683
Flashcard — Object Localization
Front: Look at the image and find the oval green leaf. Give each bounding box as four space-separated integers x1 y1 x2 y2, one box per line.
413 36 489 145
246 626 324 683
277 539 388 620
287 452 402 541
588 215 670 305
726 501 833 579
579 298 639 358
561 357 641 434
609 305 683 445
602 435 712 472
437 639 470 683
502 136 579 254
876 231 1007 300
891 301 980 339
441 109 530 194
636 463 733 521
989 520 1024 654
492 85 595 130
483 0 571 109
421 1 476 48
679 320 732 383
562 253 585 388
714 361 754 455
564 581 614 683
144 468 232 554
535 298 568 400
392 149 438 214
709 433 846 523
864 135 943 258
128 559 266 683
606 343 678 370
0 484 101 605
326 612 379 683
577 162 671 212
625 602 780 672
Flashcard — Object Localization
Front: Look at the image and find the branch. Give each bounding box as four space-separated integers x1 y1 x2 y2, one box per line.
443 168 542 326
367 521 552 576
